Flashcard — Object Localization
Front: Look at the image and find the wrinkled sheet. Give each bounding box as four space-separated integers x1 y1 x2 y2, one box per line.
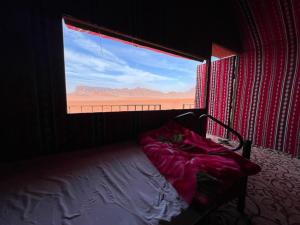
139 121 261 204
0 142 187 225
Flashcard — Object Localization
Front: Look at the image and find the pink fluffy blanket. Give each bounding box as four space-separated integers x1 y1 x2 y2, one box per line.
139 121 261 205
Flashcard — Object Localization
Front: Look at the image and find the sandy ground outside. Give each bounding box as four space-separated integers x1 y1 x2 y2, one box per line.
67 98 195 113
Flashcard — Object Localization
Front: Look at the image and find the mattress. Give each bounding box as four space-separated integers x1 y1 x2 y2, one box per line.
0 142 187 225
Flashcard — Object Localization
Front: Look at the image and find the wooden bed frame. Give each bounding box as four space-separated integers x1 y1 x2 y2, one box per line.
160 111 252 224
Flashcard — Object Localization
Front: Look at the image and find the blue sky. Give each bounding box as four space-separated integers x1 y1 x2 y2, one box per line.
62 21 215 93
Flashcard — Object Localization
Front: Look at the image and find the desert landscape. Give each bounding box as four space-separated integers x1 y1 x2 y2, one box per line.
67 86 195 113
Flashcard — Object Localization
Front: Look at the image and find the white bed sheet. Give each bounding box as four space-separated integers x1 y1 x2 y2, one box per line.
0 142 187 225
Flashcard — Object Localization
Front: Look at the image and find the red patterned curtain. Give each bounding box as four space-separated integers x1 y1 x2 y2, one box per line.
233 0 300 157
194 64 207 109
207 57 236 138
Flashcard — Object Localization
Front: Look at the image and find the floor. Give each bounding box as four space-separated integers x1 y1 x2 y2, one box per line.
200 136 300 225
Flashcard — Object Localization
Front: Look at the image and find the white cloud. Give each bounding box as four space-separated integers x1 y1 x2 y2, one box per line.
104 43 199 75
63 24 126 65
64 48 177 93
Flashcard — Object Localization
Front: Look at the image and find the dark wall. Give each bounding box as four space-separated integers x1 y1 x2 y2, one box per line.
61 0 213 59
2 6 66 161
210 0 243 53
65 109 206 152
1 1 241 162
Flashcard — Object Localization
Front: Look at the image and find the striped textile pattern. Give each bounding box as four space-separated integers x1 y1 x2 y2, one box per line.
207 57 236 138
194 64 207 109
233 0 300 157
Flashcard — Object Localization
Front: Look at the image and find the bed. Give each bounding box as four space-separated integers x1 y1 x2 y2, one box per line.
0 142 187 225
0 113 261 225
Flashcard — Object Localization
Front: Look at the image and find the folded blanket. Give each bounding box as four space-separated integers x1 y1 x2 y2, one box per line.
139 121 261 205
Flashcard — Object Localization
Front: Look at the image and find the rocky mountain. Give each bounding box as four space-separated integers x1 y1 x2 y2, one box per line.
68 86 195 99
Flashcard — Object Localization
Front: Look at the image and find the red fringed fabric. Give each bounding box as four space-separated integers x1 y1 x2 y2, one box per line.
207 57 236 138
194 64 207 109
233 0 300 157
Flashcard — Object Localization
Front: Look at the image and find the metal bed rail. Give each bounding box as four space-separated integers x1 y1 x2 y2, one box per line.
174 111 252 214
174 112 245 152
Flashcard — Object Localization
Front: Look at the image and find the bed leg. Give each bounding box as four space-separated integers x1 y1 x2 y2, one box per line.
242 140 252 160
237 140 252 214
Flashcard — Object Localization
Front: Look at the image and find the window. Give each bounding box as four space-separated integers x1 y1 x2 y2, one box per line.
62 19 201 113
